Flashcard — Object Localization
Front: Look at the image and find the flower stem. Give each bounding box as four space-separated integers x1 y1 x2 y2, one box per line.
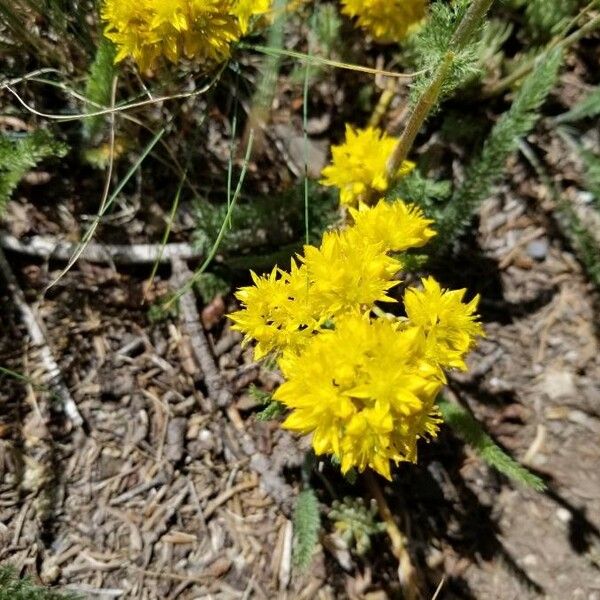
364 470 424 600
386 0 496 181
385 52 453 176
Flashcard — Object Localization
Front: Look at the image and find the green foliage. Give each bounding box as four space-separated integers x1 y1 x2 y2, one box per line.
249 384 286 421
408 0 481 105
290 3 342 84
434 48 563 250
244 0 287 124
255 399 286 421
520 138 600 289
524 0 580 40
558 202 600 288
194 183 337 260
389 168 452 218
83 38 117 140
147 297 179 323
580 149 600 211
328 497 385 556
0 566 80 600
293 488 321 570
0 130 68 213
556 86 600 123
474 18 513 77
438 397 546 491
310 3 342 55
193 272 230 303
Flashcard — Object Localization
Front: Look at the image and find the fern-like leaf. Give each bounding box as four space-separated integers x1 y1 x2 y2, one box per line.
83 38 117 140
293 488 321 570
556 86 600 124
0 565 81 600
407 0 481 106
434 48 563 250
0 130 68 213
438 397 546 491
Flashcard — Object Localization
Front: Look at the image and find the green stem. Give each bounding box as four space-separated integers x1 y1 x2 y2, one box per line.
386 0 496 181
386 52 454 175
450 0 495 48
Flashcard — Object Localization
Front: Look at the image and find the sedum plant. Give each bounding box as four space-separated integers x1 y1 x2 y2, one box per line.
320 125 415 207
101 0 271 71
229 196 483 480
340 0 428 42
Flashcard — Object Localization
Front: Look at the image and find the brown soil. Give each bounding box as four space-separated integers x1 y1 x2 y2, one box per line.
1 155 600 599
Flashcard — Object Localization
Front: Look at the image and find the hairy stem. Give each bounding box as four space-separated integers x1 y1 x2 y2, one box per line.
386 52 454 175
386 0 496 180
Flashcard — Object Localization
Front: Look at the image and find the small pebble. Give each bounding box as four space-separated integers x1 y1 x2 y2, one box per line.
556 507 572 523
522 553 538 567
526 238 549 260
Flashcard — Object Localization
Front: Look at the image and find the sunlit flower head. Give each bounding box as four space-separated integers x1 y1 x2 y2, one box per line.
404 277 484 371
275 312 443 479
231 0 271 34
228 264 318 360
102 0 242 71
302 228 402 316
341 0 428 43
321 126 414 207
350 199 436 252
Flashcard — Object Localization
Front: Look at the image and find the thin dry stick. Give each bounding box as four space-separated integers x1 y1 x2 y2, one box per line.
0 248 84 426
1 67 224 122
386 0 496 179
365 470 424 600
0 232 202 264
170 257 233 410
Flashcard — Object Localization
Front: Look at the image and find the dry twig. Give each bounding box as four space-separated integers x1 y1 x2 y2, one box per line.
0 231 202 265
0 247 84 426
170 257 233 409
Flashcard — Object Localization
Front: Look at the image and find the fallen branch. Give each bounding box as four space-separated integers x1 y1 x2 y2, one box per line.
170 257 233 409
0 248 84 427
170 257 296 512
0 231 202 265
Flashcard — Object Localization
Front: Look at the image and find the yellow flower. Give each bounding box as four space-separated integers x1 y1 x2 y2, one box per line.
229 264 324 359
350 199 436 252
275 313 443 480
302 228 402 316
320 125 415 207
404 277 484 371
231 0 271 34
341 0 428 43
102 0 241 71
229 225 403 359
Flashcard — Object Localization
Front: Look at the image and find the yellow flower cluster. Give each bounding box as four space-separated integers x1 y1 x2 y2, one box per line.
101 0 271 71
229 198 483 479
321 125 415 207
341 0 428 43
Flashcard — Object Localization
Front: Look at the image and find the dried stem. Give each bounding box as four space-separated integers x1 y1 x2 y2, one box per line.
364 470 424 600
385 52 454 176
0 247 84 427
0 231 202 264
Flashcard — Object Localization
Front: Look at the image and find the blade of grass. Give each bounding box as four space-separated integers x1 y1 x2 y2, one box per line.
45 125 166 291
238 43 426 79
143 173 185 302
166 129 255 307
